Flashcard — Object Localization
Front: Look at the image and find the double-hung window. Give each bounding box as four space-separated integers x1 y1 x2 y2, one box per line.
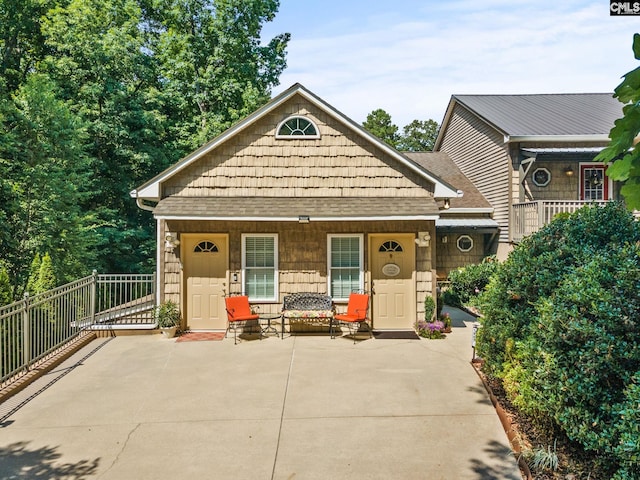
328 235 363 301
242 234 278 301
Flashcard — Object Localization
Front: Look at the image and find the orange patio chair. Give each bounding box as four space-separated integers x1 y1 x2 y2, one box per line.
225 296 259 344
332 293 371 343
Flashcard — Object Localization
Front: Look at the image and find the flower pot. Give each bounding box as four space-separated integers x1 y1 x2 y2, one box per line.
161 326 177 338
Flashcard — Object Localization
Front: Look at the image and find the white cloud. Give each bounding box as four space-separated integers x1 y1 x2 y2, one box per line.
269 1 639 126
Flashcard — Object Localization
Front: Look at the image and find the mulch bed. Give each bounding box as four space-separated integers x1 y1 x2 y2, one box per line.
472 362 609 479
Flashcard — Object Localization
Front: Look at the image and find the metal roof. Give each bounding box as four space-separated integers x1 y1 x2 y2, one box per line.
153 196 440 220
452 93 621 137
521 147 605 154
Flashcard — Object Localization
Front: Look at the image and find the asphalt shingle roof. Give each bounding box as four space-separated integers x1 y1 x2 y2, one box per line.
453 93 621 137
405 152 491 210
153 196 440 219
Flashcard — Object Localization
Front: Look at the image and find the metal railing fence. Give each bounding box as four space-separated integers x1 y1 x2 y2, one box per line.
1 272 155 386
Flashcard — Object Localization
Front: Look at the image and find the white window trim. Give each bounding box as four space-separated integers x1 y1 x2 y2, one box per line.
456 235 474 253
579 162 612 200
532 167 551 187
327 234 364 302
241 234 279 302
275 115 321 139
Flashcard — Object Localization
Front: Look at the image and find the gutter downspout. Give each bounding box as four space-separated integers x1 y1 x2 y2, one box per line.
131 190 160 305
136 197 157 212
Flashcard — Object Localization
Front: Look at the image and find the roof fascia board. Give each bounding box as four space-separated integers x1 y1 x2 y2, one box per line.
435 96 510 152
134 83 460 200
435 96 510 153
154 214 440 222
442 208 494 214
434 96 455 151
506 134 611 143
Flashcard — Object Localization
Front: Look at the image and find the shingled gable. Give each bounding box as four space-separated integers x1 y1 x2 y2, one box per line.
131 83 461 205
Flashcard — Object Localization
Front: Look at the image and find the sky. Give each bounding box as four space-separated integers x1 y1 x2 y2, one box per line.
260 0 639 128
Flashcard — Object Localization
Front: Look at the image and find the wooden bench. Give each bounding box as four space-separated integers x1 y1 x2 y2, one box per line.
281 293 334 339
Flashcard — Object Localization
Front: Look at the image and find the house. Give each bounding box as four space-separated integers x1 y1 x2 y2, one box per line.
434 93 624 259
131 83 479 332
404 152 497 279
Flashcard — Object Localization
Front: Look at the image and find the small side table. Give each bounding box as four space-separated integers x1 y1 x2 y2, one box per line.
260 314 281 337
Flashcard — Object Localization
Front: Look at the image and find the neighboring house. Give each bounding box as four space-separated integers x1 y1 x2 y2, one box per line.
405 152 497 279
131 83 469 331
434 93 624 259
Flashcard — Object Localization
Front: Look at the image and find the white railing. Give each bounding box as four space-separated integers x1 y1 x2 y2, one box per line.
1 272 155 387
512 200 610 242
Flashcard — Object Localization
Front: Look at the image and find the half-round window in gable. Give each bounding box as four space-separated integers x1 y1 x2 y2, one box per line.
276 116 320 139
379 241 404 252
194 241 219 253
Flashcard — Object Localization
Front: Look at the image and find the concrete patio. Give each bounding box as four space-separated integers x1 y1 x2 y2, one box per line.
0 307 522 479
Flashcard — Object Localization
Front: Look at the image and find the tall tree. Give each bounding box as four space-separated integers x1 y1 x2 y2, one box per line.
596 33 640 210
41 0 167 274
363 109 439 152
0 0 290 282
0 264 11 305
0 74 95 289
362 109 400 148
398 119 439 152
152 0 290 149
0 0 53 94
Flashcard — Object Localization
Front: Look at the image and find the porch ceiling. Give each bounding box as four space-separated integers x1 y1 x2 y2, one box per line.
153 196 440 221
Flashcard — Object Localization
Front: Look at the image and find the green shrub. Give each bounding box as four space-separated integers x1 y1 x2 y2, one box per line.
443 256 498 308
476 203 640 476
612 373 640 479
424 295 435 322
0 265 12 306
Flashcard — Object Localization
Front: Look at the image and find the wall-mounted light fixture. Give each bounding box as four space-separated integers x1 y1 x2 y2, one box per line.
564 166 574 177
165 233 180 251
443 198 450 209
415 231 431 247
298 215 310 224
442 235 448 244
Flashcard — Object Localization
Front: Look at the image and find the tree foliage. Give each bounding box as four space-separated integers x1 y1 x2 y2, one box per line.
596 33 640 209
398 119 439 151
362 108 439 151
477 203 640 478
362 109 400 148
0 0 289 293
0 264 11 305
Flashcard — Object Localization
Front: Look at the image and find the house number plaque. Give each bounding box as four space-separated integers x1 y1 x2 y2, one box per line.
382 263 401 277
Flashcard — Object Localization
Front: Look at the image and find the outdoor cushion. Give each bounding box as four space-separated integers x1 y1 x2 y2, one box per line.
283 310 334 318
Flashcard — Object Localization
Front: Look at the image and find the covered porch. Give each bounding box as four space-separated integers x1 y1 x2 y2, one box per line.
511 199 611 242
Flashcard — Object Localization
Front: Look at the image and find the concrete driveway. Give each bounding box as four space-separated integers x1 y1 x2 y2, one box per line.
0 307 521 479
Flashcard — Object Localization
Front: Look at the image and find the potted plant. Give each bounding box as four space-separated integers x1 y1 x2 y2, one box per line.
439 312 452 333
155 300 180 338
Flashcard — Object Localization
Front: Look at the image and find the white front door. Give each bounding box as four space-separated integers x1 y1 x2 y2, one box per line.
183 234 228 330
370 234 415 330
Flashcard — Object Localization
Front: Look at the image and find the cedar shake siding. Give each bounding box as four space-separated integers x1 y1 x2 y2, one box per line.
133 84 465 331
162 98 435 199
437 103 509 243
160 219 436 324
